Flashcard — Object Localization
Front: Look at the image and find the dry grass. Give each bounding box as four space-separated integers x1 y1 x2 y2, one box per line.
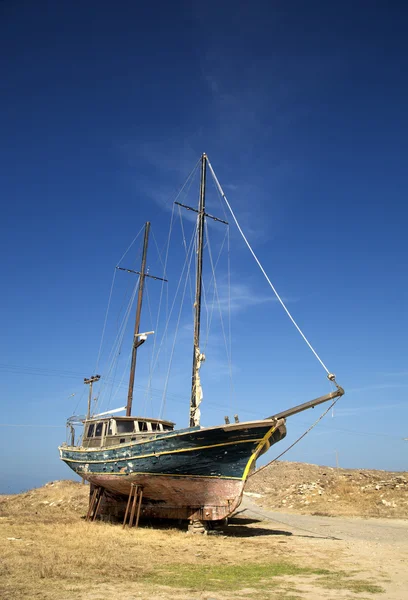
0 480 87 522
0 481 386 599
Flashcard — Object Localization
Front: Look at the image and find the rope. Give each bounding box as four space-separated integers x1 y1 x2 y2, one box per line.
206 158 331 376
248 394 342 479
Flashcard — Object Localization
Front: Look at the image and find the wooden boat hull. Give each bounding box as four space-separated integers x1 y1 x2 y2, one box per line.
88 473 245 521
59 419 286 521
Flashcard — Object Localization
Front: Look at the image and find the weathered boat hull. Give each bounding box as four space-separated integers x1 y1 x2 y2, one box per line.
59 419 286 521
88 473 246 521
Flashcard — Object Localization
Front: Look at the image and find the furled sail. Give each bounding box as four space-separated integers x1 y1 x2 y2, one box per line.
190 347 205 426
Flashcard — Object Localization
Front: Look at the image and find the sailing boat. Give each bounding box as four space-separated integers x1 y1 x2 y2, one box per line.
59 154 344 525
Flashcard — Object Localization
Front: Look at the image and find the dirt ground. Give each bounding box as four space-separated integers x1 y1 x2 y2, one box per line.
1 476 407 599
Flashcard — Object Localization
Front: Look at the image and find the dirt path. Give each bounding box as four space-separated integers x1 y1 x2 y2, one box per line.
239 496 408 545
237 497 408 599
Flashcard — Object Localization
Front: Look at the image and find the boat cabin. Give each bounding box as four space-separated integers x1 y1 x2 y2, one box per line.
81 416 175 448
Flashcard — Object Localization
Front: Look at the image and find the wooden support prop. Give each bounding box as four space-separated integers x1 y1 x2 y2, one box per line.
128 485 138 527
135 488 143 528
122 484 135 528
93 488 104 521
86 487 98 521
123 484 143 528
86 486 104 522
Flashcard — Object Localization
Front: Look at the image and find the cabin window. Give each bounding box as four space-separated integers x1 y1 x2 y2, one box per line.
151 422 158 431
163 425 173 431
139 421 148 432
87 424 95 438
116 421 134 434
95 423 103 437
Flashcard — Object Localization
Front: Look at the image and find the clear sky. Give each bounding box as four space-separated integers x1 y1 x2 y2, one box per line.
1 1 407 493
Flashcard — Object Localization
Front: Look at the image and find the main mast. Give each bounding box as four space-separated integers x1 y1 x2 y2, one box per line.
189 154 207 427
126 221 150 416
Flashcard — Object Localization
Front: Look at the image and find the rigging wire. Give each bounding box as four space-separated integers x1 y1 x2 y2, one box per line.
203 220 234 394
227 226 233 412
148 221 197 383
202 225 230 353
159 227 196 419
176 165 200 314
142 160 200 411
95 277 139 411
92 225 145 402
109 347 133 407
116 223 146 267
102 283 137 387
145 205 176 409
249 395 342 478
94 268 117 374
178 204 195 322
206 158 331 376
151 228 167 272
144 282 155 413
201 269 216 354
106 337 122 412
72 387 86 415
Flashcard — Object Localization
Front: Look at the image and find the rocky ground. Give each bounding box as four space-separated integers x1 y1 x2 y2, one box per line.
246 460 408 518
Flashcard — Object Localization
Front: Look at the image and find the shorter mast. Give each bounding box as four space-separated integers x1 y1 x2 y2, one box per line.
126 222 150 416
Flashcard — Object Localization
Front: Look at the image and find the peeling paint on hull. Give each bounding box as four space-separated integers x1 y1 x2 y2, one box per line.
59 419 286 520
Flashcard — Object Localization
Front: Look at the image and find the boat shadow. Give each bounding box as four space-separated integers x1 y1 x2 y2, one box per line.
133 516 292 538
95 515 338 540
222 525 292 538
220 515 289 537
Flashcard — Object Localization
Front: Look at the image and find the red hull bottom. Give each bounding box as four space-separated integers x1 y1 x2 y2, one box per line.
86 473 245 521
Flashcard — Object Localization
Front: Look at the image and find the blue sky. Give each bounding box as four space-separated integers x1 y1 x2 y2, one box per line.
0 1 407 493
